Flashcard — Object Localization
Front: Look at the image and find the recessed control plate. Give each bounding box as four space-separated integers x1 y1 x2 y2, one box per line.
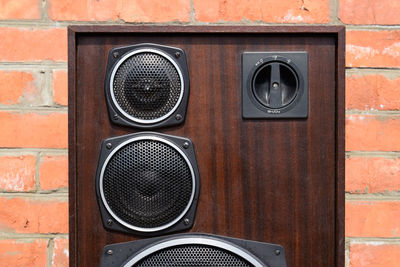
242 52 308 118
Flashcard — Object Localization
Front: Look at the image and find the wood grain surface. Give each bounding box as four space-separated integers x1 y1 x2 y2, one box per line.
69 26 345 267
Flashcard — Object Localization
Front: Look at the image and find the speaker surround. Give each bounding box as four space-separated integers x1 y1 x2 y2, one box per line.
100 233 287 267
105 43 190 129
95 132 200 236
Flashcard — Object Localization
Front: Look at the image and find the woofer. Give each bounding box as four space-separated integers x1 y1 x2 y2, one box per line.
105 43 190 129
95 132 200 236
100 233 287 267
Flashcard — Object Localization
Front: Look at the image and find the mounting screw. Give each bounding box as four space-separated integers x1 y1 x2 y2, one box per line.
106 249 113 255
183 218 190 225
182 142 189 149
107 218 113 225
106 143 112 149
275 249 281 256
175 52 181 58
113 52 119 58
272 82 279 89
175 114 182 121
113 114 119 120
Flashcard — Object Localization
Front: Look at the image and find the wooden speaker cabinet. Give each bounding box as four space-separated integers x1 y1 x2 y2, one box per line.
69 26 345 266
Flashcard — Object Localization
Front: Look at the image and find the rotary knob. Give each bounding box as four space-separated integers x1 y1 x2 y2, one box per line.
252 61 299 109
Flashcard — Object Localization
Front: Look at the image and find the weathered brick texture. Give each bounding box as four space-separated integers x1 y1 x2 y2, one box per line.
193 0 330 23
346 72 400 111
0 0 41 20
346 201 400 237
346 115 400 151
0 111 68 148
0 197 68 234
47 0 191 22
350 243 400 267
0 239 48 267
0 27 67 62
52 70 68 106
0 71 39 105
346 30 400 68
0 0 399 266
339 0 400 25
346 157 400 194
39 155 68 190
52 238 69 267
0 155 36 191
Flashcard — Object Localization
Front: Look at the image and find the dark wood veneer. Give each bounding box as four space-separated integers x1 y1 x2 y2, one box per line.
69 26 345 267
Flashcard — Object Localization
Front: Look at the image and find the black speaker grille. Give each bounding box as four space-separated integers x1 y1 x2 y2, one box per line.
102 139 193 229
112 52 182 121
134 245 251 267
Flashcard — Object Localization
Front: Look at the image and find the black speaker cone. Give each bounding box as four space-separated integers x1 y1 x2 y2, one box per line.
99 135 195 232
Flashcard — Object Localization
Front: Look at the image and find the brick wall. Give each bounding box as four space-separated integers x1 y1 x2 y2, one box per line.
0 0 398 266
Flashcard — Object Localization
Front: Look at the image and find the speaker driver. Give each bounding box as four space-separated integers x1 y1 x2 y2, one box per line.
96 132 200 236
100 233 287 267
132 244 252 267
105 44 190 129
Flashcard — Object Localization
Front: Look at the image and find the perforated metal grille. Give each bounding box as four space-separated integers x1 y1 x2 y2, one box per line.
102 139 193 229
133 245 252 267
112 52 182 121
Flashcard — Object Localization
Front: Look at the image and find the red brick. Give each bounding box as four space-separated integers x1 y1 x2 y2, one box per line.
39 155 68 190
0 197 68 233
346 73 400 111
0 27 67 62
0 239 48 267
347 31 400 68
339 0 400 25
0 71 37 105
0 155 35 191
346 115 400 151
193 0 330 23
350 243 400 267
53 70 67 106
52 238 69 267
0 111 67 148
0 0 41 20
346 157 400 193
48 0 190 22
346 201 400 237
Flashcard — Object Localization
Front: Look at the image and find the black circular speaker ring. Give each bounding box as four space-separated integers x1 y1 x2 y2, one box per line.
99 135 196 232
252 61 299 109
109 48 185 124
122 237 264 267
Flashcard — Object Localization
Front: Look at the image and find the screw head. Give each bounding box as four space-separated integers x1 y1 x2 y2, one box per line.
272 82 279 89
183 218 190 225
175 114 182 121
113 52 119 58
175 52 181 58
106 249 113 255
275 249 281 256
107 218 113 225
182 142 189 149
106 143 112 149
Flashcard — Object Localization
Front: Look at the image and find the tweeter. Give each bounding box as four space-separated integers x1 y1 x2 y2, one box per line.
104 43 190 129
